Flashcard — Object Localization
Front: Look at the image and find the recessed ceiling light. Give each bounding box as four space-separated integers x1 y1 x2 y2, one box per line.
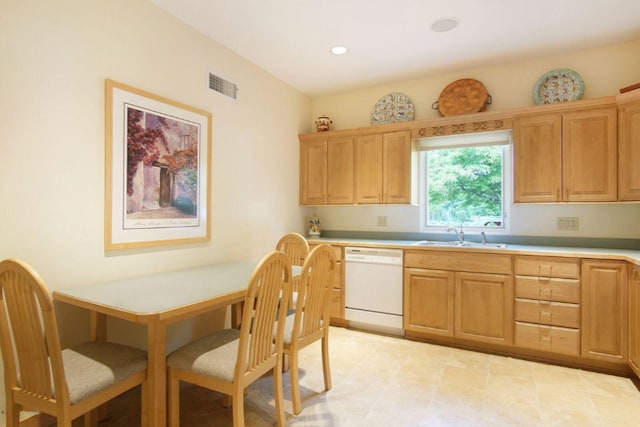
430 17 459 32
331 46 348 55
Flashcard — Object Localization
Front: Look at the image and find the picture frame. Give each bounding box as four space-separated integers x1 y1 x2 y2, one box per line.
105 79 212 250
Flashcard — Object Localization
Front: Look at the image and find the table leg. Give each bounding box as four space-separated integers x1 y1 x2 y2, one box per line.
146 318 167 427
89 311 107 341
231 301 244 328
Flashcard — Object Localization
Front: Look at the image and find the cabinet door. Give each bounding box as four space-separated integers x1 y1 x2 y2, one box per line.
513 114 562 202
581 260 627 362
299 140 327 205
310 243 345 324
354 134 383 204
618 99 640 201
563 108 617 202
327 136 354 204
455 272 513 345
382 130 412 204
629 265 640 377
404 268 454 337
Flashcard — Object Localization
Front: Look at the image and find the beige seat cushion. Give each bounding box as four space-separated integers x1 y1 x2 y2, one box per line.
62 341 147 404
167 329 241 383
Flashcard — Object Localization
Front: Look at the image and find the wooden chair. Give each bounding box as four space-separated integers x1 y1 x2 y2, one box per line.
166 251 291 427
275 232 309 268
275 232 309 306
0 258 148 427
282 244 336 415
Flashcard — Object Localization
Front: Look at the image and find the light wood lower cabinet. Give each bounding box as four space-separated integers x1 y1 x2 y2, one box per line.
455 271 513 345
404 268 454 337
630 264 640 377
404 250 513 346
514 256 581 356
581 259 627 363
310 243 345 325
515 322 580 356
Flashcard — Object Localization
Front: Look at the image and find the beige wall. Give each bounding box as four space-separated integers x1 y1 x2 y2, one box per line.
0 0 311 292
0 1 311 417
311 39 640 129
309 39 640 239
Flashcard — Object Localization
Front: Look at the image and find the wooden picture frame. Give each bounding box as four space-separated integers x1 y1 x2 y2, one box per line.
105 79 211 250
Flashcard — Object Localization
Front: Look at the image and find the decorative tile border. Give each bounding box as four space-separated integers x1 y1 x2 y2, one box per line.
416 119 510 137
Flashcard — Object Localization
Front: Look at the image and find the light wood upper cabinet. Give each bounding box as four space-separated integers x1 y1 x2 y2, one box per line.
563 108 617 202
513 114 562 202
629 264 640 378
299 135 354 205
581 259 627 363
382 130 413 204
618 90 640 201
354 130 413 204
299 139 327 205
354 134 383 204
513 105 617 203
327 136 354 204
301 129 413 205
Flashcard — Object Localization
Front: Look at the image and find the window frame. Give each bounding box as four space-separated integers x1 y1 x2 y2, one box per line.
418 131 512 235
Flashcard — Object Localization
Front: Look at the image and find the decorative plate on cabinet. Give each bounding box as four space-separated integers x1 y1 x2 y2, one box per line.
533 69 584 104
432 78 491 116
370 92 415 125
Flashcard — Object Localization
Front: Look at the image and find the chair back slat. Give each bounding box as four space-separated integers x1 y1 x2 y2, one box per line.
237 252 291 376
275 233 309 267
296 245 336 340
0 259 67 403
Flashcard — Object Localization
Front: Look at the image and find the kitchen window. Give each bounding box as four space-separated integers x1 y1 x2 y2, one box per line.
418 130 512 233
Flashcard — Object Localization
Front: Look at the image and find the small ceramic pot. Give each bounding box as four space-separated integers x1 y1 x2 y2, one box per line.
315 116 332 132
308 215 321 237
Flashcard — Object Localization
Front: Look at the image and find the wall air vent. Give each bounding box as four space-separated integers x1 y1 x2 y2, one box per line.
208 72 238 99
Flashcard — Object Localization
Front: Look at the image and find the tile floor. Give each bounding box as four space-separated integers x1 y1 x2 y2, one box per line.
81 326 640 426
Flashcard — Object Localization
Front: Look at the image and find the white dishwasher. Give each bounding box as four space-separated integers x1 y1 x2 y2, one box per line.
344 247 404 336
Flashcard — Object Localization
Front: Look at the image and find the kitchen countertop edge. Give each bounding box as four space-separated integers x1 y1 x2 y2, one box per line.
307 237 640 265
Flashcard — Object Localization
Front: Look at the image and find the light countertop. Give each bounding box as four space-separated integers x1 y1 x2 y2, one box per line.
307 237 640 265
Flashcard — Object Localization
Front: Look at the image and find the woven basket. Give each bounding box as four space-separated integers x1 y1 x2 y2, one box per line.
432 79 492 116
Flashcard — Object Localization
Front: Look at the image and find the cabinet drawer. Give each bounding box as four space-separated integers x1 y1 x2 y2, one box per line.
515 298 580 328
515 256 580 279
515 276 580 303
404 250 512 275
515 322 580 356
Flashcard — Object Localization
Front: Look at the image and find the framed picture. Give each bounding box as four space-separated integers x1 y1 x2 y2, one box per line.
105 79 212 250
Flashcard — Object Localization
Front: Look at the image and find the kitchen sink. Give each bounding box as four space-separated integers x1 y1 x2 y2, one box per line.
411 240 507 248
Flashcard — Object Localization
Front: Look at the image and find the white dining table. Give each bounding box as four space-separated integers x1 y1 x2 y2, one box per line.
53 261 279 427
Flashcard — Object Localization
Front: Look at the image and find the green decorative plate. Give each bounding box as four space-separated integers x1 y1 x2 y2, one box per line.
533 69 584 104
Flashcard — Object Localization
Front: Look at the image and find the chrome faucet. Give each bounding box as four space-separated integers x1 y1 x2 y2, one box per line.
446 226 464 243
481 231 487 244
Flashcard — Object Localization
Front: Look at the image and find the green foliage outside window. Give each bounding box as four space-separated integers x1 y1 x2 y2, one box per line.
426 146 504 227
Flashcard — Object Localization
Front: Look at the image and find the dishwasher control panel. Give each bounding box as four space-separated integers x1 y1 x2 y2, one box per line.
344 247 403 265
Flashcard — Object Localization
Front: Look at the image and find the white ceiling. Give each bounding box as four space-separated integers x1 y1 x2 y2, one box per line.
149 0 640 97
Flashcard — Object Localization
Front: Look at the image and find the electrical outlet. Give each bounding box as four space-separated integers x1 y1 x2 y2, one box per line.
376 216 388 227
557 216 579 231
